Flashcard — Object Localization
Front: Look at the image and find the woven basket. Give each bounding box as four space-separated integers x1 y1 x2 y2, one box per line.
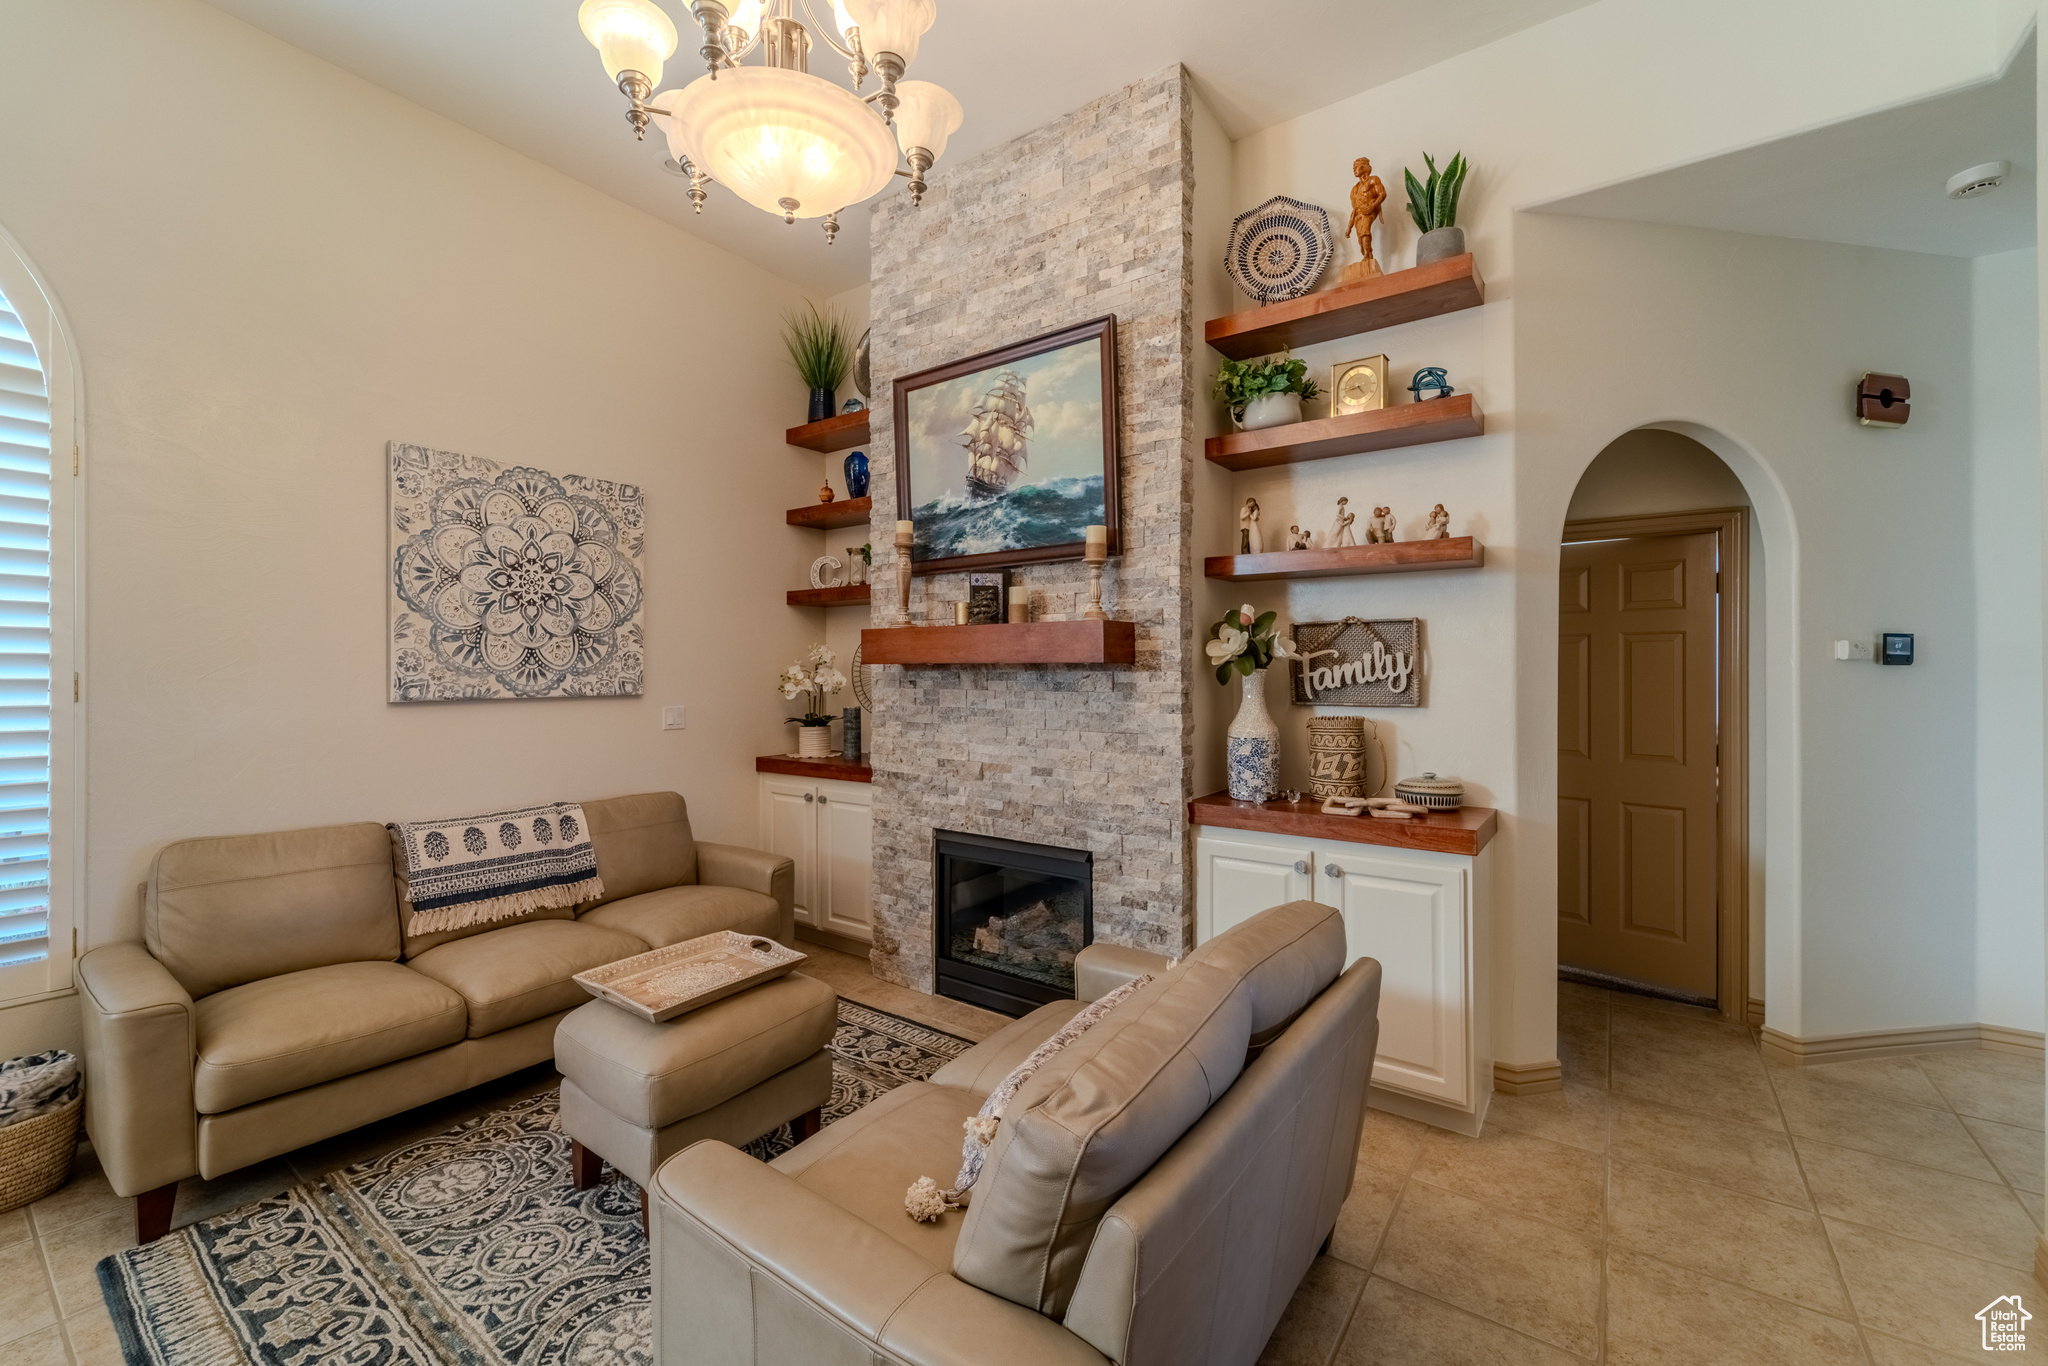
0 1094 81 1214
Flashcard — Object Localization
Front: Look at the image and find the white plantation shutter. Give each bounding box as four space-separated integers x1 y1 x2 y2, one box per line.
0 289 52 979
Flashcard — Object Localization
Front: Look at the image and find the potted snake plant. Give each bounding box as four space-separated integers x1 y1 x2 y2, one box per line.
1405 151 1470 266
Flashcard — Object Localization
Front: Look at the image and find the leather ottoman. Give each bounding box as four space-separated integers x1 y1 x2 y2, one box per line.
555 970 837 1214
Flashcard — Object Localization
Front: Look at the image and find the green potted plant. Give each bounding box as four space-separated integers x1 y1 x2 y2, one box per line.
1404 151 1470 266
783 302 853 423
779 644 847 759
1213 355 1320 432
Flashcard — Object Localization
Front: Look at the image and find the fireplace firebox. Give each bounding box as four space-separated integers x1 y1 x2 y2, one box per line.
933 830 1093 1016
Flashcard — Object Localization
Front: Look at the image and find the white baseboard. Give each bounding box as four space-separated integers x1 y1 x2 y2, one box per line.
1493 1059 1564 1095
1760 1021 2045 1067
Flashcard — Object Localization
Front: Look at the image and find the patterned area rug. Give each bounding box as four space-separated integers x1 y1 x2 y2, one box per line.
97 1001 969 1366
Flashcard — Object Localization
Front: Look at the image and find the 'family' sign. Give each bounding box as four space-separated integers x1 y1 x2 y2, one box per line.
1289 617 1422 707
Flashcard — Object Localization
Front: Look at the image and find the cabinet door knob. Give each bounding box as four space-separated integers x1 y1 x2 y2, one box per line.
804 792 814 803
818 794 828 804
1323 862 1342 879
1294 860 1309 876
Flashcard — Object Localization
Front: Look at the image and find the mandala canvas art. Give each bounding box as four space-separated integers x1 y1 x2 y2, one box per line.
389 442 645 701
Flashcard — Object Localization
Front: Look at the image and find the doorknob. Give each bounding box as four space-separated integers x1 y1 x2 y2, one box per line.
804 793 814 803
1323 863 1342 879
1294 861 1309 875
818 793 828 804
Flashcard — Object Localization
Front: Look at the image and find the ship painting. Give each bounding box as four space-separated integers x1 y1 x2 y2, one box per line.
898 319 1120 571
961 369 1034 500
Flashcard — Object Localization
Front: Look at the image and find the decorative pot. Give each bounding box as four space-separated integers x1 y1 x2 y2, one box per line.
1394 771 1466 810
843 450 870 499
808 387 835 423
798 725 832 759
841 708 862 761
1226 669 1280 802
1306 716 1368 800
1235 392 1303 432
1415 226 1466 266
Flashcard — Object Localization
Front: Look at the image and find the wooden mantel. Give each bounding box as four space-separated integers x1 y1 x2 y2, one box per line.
1189 791 1497 857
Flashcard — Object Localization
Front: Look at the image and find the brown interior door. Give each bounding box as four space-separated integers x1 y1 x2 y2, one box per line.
1558 531 1720 1000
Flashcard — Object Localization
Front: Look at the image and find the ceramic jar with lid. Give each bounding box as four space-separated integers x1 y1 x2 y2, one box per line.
1393 772 1465 810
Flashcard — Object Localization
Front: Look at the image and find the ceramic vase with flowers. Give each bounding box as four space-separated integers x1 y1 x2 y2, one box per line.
780 645 848 759
1207 604 1295 801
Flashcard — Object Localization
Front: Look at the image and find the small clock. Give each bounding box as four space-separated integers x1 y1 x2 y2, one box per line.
1331 355 1390 416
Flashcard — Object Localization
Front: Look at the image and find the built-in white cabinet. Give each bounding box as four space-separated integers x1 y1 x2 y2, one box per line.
1195 821 1491 1134
758 775 873 942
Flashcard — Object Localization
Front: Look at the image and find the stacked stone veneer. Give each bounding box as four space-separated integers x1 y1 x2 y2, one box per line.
863 65 1198 990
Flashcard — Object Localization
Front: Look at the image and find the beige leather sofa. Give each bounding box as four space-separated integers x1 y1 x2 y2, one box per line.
653 900 1381 1366
78 791 792 1242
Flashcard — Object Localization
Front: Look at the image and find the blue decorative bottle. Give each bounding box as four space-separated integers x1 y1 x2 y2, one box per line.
843 450 870 499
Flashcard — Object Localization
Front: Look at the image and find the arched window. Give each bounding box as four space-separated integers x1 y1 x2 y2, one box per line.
0 229 78 1005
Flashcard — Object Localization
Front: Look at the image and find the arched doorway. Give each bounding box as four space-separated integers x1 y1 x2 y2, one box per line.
1558 428 1757 1022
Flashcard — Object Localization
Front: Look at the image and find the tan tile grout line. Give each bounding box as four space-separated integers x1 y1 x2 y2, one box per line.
1911 1051 2044 1220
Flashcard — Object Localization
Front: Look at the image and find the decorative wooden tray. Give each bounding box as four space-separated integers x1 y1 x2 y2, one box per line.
574 931 808 1023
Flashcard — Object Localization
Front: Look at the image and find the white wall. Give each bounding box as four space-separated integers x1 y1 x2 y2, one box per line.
1974 247 2045 1032
820 282 873 724
1223 0 2027 1062
0 0 823 1051
1191 92 1236 801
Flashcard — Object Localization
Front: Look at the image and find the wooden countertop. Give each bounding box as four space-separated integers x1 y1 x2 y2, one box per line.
1189 791 1496 856
755 754 873 784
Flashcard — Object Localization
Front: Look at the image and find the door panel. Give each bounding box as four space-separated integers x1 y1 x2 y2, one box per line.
818 783 873 941
1559 531 1719 999
1196 832 1313 944
1324 852 1468 1105
759 779 818 926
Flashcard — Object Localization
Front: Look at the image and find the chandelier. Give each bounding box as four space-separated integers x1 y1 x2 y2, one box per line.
579 0 963 243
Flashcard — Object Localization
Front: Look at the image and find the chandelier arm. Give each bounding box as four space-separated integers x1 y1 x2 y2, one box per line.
799 0 856 59
726 25 763 61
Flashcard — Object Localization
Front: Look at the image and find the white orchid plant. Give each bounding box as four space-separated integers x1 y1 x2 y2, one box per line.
1206 603 1294 684
780 644 848 727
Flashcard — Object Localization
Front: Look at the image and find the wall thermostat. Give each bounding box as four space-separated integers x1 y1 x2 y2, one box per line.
1881 633 1914 665
1856 373 1910 427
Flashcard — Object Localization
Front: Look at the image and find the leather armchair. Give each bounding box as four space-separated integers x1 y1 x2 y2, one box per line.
77 943 197 1229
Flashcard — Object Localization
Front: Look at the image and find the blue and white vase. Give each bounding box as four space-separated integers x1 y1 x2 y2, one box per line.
843 450 870 499
1226 668 1280 801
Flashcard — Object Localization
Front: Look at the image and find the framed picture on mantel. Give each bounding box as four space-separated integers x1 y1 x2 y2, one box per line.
893 315 1121 574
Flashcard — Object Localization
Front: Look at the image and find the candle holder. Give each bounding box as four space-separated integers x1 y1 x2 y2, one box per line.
1083 541 1108 621
894 522 914 627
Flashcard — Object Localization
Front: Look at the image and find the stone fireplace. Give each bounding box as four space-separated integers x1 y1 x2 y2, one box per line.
862 65 1199 992
933 830 1093 1016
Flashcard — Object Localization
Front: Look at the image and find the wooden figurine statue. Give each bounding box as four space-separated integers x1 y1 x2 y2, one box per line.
1328 497 1358 548
1341 157 1386 284
1287 524 1313 551
1422 504 1450 539
1366 505 1396 543
1239 497 1263 554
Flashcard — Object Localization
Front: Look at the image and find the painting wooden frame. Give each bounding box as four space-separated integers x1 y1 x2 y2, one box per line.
893 315 1121 575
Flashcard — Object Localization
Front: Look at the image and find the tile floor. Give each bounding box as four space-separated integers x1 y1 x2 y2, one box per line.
5 966 2038 1365
1259 982 2047 1365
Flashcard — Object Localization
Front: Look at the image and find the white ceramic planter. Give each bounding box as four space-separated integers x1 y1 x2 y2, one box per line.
1236 392 1303 432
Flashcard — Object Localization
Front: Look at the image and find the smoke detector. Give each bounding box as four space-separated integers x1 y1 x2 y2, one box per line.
1946 161 2011 199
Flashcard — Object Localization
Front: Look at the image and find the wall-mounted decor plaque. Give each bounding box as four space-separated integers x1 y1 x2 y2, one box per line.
1289 617 1421 707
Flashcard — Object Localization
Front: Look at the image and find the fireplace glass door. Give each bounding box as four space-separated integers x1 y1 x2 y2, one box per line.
933 830 1093 1016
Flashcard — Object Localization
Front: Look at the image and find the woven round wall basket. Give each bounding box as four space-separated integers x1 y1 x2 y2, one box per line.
0 1094 81 1213
1307 716 1370 800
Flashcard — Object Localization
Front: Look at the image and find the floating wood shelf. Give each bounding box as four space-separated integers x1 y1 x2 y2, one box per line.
1204 254 1485 360
785 410 871 453
786 496 872 531
1207 537 1484 582
1205 395 1481 472
1190 792 1497 857
755 754 873 783
861 620 1136 666
787 584 871 607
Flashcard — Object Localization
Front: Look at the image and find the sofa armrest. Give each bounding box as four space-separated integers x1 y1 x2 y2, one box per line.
1075 943 1173 1002
77 943 198 1198
695 842 795 943
654 1141 1107 1366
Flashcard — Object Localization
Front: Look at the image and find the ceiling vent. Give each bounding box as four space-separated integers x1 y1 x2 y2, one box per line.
1946 160 2011 199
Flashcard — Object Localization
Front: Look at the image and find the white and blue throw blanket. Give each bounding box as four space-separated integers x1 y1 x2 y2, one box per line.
0 1049 79 1127
391 802 603 936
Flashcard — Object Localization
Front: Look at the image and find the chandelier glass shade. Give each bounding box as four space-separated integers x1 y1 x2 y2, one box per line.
842 0 936 65
577 0 679 88
662 66 899 220
890 79 961 160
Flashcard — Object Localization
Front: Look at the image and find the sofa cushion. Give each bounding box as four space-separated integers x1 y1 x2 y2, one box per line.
1183 899 1346 1047
770 1080 988 1271
580 792 697 907
391 827 577 959
193 961 465 1113
950 959 1253 1317
555 971 837 1128
929 999 1088 1098
407 919 646 1038
579 885 782 949
149 823 402 999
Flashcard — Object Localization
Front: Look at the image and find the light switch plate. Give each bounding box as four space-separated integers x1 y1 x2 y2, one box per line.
662 706 686 730
1833 639 1872 662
